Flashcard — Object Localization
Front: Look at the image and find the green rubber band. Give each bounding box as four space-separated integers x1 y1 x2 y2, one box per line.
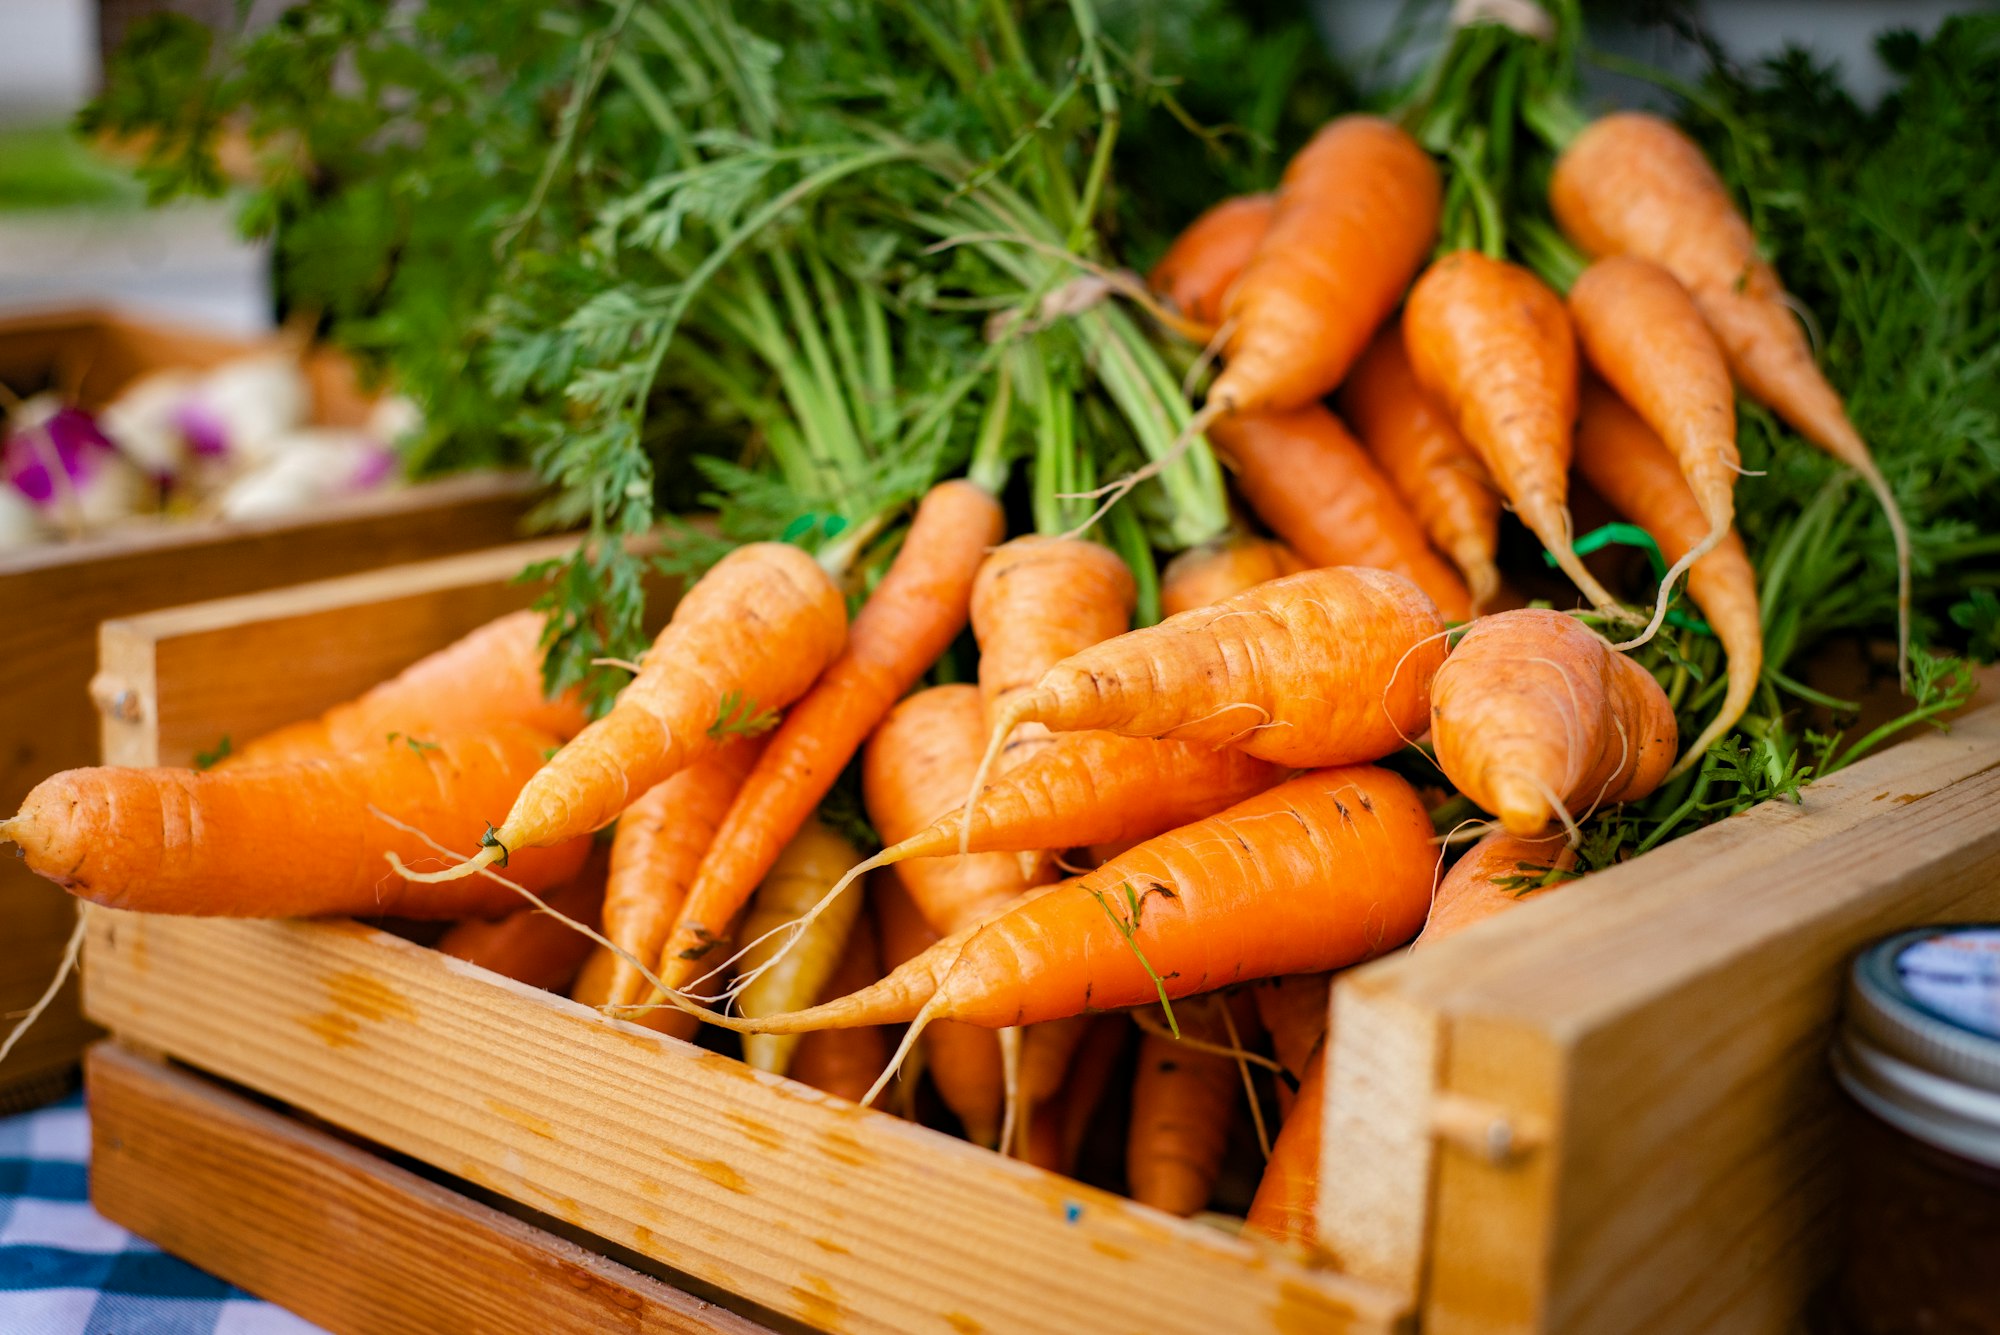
1542 522 1715 637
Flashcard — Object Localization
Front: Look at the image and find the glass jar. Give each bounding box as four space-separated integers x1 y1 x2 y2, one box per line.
1833 925 2000 1334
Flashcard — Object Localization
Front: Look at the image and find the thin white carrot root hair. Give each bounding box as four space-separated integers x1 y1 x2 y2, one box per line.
1215 997 1272 1161
998 1026 1024 1159
1381 623 1465 777
1180 317 1236 401
0 906 85 1068
689 862 881 1009
1129 1008 1287 1076
374 810 706 1027
1612 526 1726 653
1431 818 1502 847
865 993 946 1108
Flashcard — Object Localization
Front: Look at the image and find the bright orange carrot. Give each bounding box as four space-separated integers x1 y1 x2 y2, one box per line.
1210 405 1474 621
586 736 765 1038
695 766 1435 1061
1024 1016 1128 1176
1423 828 1576 944
972 535 1135 807
974 537 1136 723
4 724 590 917
1568 255 1739 641
1551 111 1910 675
434 845 608 992
1207 117 1441 416
788 909 890 1104
820 724 1282 921
584 735 768 1039
1148 193 1276 333
1575 379 1763 776
874 872 1005 1146
1245 1045 1324 1245
1404 251 1620 615
1340 323 1502 612
1430 609 1677 837
865 686 1056 937
227 610 589 769
1159 535 1303 617
402 542 846 882
1568 257 1737 536
655 482 1003 991
1128 1000 1241 1216
974 567 1447 789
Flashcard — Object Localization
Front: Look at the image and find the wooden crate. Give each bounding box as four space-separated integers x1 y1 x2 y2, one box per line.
73 544 2000 1333
0 306 541 1104
78 543 1410 1335
87 1042 774 1335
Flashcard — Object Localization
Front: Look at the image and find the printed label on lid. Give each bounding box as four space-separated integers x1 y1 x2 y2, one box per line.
1898 929 2000 1040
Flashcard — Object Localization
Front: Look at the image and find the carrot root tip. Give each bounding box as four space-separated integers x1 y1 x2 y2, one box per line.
864 995 943 1109
1612 527 1723 654
387 843 503 884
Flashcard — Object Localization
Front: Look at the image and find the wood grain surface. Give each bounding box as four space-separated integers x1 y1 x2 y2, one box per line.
88 1042 773 1335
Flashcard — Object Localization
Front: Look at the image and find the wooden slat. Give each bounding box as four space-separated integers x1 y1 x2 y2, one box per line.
94 537 574 768
1 473 537 1094
83 911 1406 1335
1318 983 1442 1295
1319 699 2000 1320
87 1042 772 1335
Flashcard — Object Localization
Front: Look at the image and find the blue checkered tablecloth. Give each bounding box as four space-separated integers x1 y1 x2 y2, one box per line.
0 1095 325 1335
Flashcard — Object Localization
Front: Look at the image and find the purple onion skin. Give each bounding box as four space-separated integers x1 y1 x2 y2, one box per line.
172 400 232 458
4 406 116 507
349 443 397 491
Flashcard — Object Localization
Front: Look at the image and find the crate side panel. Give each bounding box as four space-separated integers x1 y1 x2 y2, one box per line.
1318 979 1444 1297
84 913 1405 1335
88 1043 771 1335
1417 765 2000 1335
95 537 574 768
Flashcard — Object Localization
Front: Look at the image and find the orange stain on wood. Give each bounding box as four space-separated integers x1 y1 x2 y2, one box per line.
1270 1280 1360 1335
323 968 416 1024
302 968 415 1049
943 1313 985 1334
691 1158 750 1194
820 1128 871 1168
812 1236 851 1255
1089 1239 1135 1261
485 1098 557 1140
791 1275 848 1332
726 1109 784 1154
302 1010 360 1049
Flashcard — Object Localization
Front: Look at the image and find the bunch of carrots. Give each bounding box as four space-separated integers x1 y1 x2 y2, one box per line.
1 2 1955 1243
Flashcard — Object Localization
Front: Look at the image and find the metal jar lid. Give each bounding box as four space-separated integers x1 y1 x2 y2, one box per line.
1833 925 2000 1168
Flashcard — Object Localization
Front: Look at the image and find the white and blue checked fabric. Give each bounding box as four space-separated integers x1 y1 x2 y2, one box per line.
0 1095 324 1335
